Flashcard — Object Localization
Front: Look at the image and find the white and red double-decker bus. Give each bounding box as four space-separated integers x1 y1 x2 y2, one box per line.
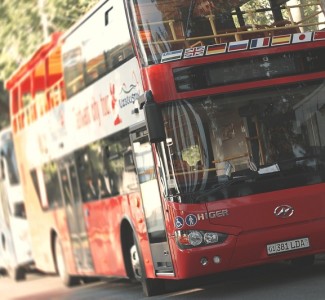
5 0 325 296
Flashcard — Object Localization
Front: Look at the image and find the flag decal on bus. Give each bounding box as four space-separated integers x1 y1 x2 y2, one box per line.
228 40 249 52
160 30 325 63
161 49 183 63
250 37 270 49
183 46 205 58
292 32 312 43
271 34 291 46
206 43 227 55
313 31 325 41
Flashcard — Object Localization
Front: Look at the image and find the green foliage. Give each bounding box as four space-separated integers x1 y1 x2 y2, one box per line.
182 145 201 167
47 0 98 31
0 0 98 130
240 0 276 25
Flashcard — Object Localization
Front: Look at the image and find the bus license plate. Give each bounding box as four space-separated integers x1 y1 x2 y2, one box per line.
267 238 310 255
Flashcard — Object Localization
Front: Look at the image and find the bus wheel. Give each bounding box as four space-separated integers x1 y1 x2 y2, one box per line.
54 237 79 286
130 242 165 297
81 276 100 284
9 266 26 281
0 268 6 276
291 255 315 267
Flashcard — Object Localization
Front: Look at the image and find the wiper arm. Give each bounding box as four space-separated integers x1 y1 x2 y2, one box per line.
185 0 197 38
197 175 254 202
277 155 319 169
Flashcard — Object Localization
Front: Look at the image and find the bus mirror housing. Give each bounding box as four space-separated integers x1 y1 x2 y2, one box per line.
143 91 166 143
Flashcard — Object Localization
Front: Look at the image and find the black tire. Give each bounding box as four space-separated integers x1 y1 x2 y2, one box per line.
291 255 315 267
142 278 166 297
81 276 100 284
9 266 26 281
54 237 79 287
130 239 165 297
0 267 7 276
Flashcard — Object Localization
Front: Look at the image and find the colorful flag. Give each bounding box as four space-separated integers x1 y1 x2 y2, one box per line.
313 31 325 41
228 40 249 52
292 32 312 43
250 37 270 49
205 43 227 55
161 49 183 63
183 46 206 59
271 34 291 46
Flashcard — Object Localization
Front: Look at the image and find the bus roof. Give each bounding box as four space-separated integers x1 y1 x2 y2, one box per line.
5 32 62 91
60 1 108 43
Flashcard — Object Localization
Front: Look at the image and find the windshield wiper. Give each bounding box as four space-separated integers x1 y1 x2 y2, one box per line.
196 175 255 202
272 155 322 172
185 0 197 38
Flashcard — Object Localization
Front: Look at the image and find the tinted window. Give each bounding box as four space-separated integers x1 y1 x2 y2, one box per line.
43 162 63 209
63 0 134 98
76 129 138 203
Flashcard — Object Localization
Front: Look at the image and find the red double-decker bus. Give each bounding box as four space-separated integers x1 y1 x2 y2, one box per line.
6 0 325 296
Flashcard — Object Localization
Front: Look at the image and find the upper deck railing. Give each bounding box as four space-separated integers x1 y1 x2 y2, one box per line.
9 1 325 132
139 1 325 48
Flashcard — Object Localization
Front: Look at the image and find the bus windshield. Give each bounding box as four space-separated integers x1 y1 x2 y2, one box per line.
157 79 325 203
130 0 325 65
1 131 20 185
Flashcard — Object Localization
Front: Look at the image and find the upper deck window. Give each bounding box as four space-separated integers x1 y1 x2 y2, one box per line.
129 0 325 65
63 0 134 98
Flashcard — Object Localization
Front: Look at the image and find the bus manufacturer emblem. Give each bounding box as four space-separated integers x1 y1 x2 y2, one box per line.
274 205 294 218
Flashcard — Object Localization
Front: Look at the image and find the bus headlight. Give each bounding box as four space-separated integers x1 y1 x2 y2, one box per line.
188 231 203 246
175 230 228 249
204 232 219 244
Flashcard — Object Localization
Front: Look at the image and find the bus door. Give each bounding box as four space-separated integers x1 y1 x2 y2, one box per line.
58 156 94 273
130 126 174 276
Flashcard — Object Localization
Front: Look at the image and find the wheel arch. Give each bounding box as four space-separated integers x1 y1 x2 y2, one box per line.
120 217 137 279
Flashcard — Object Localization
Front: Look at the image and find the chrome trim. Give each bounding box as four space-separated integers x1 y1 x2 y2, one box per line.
274 205 294 218
156 272 175 277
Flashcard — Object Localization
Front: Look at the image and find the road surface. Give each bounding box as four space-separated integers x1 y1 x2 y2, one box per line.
1 254 325 300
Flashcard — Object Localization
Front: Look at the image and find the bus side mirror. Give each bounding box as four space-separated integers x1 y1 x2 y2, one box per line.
143 91 166 143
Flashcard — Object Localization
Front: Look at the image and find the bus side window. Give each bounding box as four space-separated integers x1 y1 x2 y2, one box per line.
63 47 85 98
42 163 63 209
101 145 120 197
83 34 108 85
76 145 112 203
121 147 138 191
76 130 139 202
13 202 26 219
103 130 138 195
107 41 134 71
30 169 42 208
76 149 98 203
